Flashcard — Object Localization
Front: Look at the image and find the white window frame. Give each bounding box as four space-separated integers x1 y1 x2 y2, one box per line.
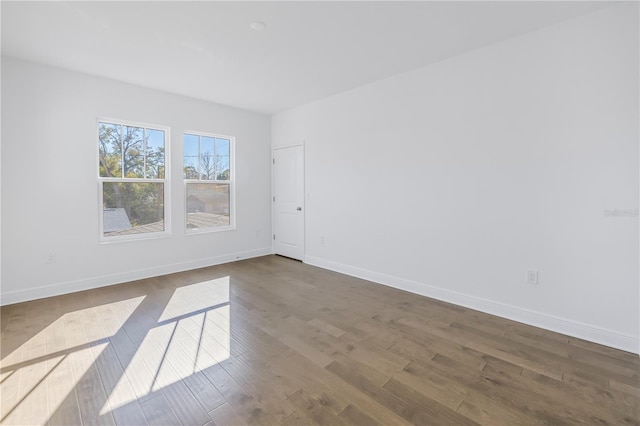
97 117 171 243
183 130 236 234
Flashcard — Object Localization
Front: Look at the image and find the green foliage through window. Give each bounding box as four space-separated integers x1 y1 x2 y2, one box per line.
99 123 165 179
99 120 168 238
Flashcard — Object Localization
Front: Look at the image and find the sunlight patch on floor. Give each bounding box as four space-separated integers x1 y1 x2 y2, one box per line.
0 296 144 425
158 277 230 323
1 279 233 423
1 344 107 425
102 278 231 414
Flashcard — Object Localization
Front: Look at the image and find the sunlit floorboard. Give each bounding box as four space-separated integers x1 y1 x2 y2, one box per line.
1 255 638 425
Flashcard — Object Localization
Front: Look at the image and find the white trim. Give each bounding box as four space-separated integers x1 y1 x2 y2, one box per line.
305 255 639 354
183 129 235 140
272 142 304 150
0 248 272 306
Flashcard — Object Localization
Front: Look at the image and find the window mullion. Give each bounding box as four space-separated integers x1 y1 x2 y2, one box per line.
120 125 124 178
198 135 202 181
143 127 147 179
213 138 217 181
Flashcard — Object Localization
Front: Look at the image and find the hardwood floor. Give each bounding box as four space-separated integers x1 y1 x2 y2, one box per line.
1 255 638 425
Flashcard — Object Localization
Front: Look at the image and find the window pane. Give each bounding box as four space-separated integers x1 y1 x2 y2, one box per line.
186 183 230 229
103 182 164 237
200 136 216 180
146 129 165 179
183 134 199 179
215 138 230 180
123 126 145 178
98 122 122 177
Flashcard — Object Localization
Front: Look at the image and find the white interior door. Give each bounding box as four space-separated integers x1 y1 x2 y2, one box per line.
273 145 304 260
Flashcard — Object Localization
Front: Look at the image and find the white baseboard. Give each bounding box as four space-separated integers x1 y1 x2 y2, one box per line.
0 247 273 306
305 256 639 355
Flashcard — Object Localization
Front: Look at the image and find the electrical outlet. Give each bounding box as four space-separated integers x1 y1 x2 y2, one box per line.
320 235 325 245
527 270 538 285
46 253 57 264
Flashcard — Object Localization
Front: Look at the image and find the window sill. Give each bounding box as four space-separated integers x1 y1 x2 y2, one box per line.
99 231 172 244
185 225 236 235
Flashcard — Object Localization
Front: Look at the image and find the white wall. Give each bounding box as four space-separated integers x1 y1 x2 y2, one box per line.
1 57 272 304
272 4 639 353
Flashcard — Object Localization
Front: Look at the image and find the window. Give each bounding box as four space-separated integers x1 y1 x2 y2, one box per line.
98 119 170 241
183 132 234 232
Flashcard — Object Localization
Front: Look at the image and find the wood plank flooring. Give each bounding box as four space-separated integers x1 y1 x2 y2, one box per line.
1 255 638 425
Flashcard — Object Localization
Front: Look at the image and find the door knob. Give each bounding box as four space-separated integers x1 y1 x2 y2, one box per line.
296 207 302 211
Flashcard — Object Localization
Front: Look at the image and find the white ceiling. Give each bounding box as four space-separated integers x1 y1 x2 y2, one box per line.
1 1 613 115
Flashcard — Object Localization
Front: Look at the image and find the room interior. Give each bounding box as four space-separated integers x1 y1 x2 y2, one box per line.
1 1 638 425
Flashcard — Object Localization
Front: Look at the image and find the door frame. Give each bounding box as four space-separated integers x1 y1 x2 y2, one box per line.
271 142 305 261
